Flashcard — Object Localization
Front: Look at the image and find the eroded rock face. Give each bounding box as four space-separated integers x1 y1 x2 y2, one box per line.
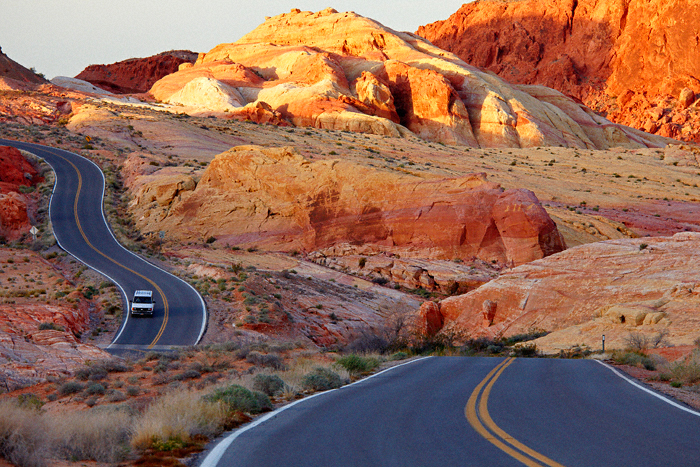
418 0 700 143
75 50 198 94
131 145 565 265
148 8 669 149
420 232 700 351
0 303 110 391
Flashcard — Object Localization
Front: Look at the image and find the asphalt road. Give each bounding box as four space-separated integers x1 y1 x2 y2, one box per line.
0 139 206 352
200 357 700 467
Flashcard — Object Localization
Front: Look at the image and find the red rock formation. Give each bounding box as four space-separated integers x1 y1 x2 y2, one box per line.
418 0 700 142
132 145 566 265
0 47 47 85
0 146 40 190
0 146 42 241
75 50 198 94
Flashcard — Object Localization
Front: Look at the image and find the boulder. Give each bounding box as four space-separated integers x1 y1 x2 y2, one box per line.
679 87 696 109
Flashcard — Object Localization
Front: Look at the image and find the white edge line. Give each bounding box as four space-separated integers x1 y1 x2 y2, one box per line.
199 356 432 467
19 142 207 347
594 360 700 417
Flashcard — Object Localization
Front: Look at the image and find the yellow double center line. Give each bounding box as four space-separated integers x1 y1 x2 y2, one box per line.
60 151 169 348
465 358 566 467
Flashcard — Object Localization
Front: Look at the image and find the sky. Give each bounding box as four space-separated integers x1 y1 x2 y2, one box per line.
1 1 470 80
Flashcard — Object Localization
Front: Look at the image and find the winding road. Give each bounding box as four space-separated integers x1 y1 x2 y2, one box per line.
200 357 700 467
0 139 206 352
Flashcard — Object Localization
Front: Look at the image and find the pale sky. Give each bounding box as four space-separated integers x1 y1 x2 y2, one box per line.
1 1 471 80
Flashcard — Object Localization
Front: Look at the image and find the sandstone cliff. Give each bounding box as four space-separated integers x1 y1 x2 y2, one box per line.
149 8 670 149
418 0 700 142
420 232 700 351
130 145 565 265
75 50 198 94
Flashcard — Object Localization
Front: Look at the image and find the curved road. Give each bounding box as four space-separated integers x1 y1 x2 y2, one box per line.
201 357 700 467
0 139 206 352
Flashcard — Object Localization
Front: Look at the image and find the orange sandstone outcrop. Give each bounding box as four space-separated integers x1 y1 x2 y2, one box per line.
418 0 700 142
148 8 669 149
75 50 198 94
131 145 565 265
420 232 700 351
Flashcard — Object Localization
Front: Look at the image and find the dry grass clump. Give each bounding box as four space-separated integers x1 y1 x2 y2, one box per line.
659 352 700 386
131 389 228 451
0 399 48 467
50 408 132 462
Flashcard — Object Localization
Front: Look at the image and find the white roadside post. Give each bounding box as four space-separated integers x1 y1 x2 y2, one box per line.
29 225 38 241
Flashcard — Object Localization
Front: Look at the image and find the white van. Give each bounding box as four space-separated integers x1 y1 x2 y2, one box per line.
130 290 155 316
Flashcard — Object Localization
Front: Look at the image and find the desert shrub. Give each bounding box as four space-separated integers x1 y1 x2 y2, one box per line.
205 385 271 415
252 374 285 396
611 351 656 371
107 391 127 403
0 400 49 467
172 370 201 381
664 359 700 385
246 351 286 370
126 386 140 397
58 382 84 396
16 394 43 410
302 367 345 391
38 322 63 331
335 354 379 376
346 330 390 354
389 351 409 361
98 359 129 373
625 332 651 351
85 383 106 396
501 330 548 346
88 368 108 381
132 390 227 450
512 343 538 357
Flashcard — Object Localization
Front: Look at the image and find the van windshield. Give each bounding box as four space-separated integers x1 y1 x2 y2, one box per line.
133 296 152 304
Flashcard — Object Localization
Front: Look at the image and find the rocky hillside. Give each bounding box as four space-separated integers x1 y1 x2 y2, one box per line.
0 47 47 89
418 0 700 143
75 50 198 94
149 8 669 150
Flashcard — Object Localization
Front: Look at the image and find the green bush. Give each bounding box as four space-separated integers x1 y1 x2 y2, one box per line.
206 385 271 414
335 354 379 376
252 374 285 396
302 367 344 391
